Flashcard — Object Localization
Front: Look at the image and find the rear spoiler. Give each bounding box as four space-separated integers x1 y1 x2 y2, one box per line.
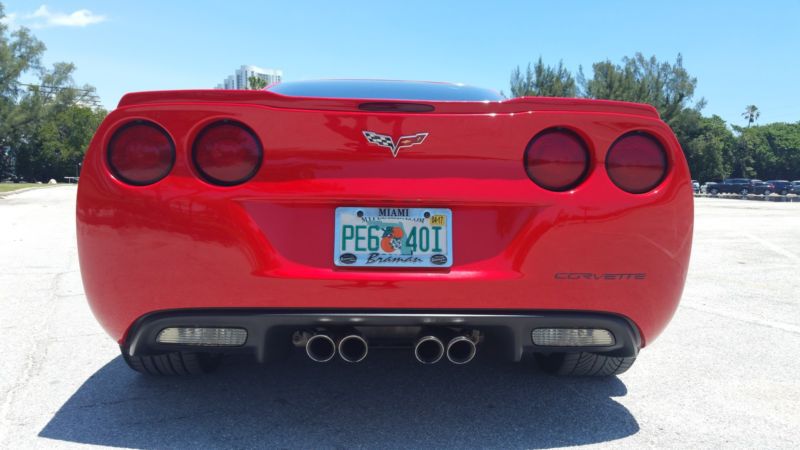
118 89 660 118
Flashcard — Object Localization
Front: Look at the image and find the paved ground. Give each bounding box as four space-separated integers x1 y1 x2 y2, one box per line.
0 186 798 449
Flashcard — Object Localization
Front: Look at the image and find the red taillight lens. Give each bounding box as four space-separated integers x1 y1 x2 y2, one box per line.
193 121 263 186
606 132 668 194
107 121 174 186
524 129 590 191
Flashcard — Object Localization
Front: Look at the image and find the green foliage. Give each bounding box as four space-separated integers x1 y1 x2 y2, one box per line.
248 75 267 90
0 3 106 181
672 110 735 181
579 53 702 125
510 57 576 98
736 122 800 180
0 4 45 99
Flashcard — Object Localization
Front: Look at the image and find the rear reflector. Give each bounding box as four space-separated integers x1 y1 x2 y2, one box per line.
107 121 175 186
156 327 247 346
192 121 263 185
531 328 615 346
606 132 668 193
524 129 590 191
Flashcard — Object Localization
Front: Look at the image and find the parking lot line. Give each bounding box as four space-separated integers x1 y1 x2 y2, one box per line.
741 233 800 262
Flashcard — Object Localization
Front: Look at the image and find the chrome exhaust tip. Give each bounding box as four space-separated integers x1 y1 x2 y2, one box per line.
305 334 336 362
446 336 477 364
414 335 445 364
338 334 368 363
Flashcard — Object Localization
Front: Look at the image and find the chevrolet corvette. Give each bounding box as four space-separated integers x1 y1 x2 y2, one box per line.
76 79 693 376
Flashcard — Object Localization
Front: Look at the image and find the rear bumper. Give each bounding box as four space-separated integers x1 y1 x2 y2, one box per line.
124 309 642 362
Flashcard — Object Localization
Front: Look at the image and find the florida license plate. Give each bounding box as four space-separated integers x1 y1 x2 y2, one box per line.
334 207 453 268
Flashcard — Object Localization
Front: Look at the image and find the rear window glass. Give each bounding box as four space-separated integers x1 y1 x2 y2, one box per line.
268 79 504 101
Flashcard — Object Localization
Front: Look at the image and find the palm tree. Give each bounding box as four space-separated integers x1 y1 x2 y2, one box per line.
742 105 760 128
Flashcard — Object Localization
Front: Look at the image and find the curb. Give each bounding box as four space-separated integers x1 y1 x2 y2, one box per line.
0 185 64 199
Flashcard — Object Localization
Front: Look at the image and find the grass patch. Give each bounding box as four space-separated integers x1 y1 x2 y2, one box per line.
0 183 49 193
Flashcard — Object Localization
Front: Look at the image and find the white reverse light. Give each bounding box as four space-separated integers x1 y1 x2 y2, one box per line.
531 328 615 346
156 327 247 346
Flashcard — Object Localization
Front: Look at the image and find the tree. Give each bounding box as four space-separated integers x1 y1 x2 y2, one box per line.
672 111 735 181
248 75 267 90
1 2 106 181
0 2 46 179
762 122 800 179
12 62 106 181
735 122 800 179
742 105 759 127
579 53 703 126
510 57 576 98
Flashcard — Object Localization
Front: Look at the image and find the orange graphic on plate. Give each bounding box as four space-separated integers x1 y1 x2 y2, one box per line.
380 226 404 252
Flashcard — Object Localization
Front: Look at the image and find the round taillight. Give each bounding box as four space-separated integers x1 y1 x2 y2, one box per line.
193 121 263 186
606 132 668 194
107 121 174 186
524 129 590 191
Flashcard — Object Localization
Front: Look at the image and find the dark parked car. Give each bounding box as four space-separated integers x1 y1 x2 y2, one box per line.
766 180 793 195
751 180 775 195
691 179 700 193
707 178 753 195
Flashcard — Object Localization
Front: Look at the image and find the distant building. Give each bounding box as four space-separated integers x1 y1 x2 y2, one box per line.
215 65 283 90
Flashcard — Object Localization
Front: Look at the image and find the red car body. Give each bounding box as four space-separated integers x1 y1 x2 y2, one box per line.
77 80 693 375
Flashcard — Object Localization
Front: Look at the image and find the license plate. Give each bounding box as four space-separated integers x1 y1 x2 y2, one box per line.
334 207 452 268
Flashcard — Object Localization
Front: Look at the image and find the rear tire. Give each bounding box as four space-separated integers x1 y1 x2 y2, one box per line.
122 350 221 376
535 352 636 376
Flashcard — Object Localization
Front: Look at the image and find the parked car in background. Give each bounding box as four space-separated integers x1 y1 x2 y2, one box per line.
751 180 775 195
707 178 752 195
691 180 700 193
766 180 793 195
792 181 800 194
701 182 716 194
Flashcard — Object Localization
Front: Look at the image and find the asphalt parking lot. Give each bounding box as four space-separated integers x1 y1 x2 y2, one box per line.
1 186 798 449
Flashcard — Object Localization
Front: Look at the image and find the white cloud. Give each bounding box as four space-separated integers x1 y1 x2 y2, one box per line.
0 12 18 29
25 5 106 28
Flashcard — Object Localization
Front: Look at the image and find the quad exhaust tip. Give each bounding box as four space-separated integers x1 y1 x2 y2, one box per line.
308 331 476 365
338 334 369 363
305 334 336 363
414 335 445 364
446 336 477 365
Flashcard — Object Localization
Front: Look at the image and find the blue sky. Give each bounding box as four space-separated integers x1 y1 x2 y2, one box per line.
2 1 798 125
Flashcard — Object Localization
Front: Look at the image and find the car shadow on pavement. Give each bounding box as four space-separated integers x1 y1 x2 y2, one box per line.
39 350 638 448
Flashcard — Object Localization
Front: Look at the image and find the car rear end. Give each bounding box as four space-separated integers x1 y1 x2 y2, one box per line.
76 80 693 376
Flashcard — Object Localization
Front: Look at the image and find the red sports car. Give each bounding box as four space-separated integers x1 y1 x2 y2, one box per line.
76 80 693 376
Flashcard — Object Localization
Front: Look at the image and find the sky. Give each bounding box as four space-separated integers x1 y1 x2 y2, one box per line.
2 0 798 125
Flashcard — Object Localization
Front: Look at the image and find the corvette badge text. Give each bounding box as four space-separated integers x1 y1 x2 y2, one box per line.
554 272 647 280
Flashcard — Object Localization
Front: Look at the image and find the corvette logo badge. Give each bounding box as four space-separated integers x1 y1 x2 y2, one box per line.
362 131 429 157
